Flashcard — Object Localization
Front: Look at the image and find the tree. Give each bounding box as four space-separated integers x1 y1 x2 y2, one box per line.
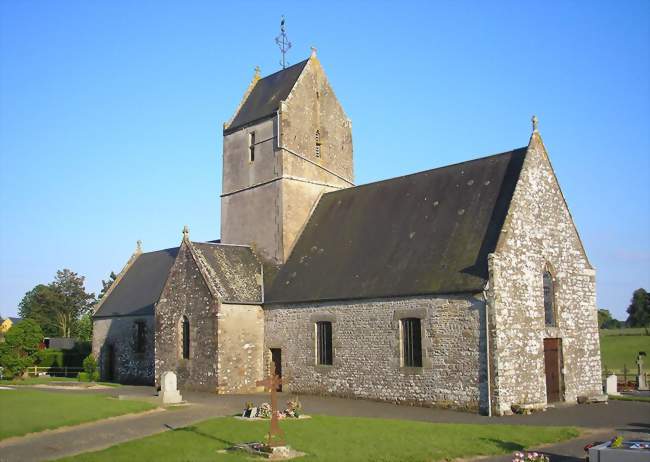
598 309 622 329
51 269 96 338
18 269 96 339
18 285 64 337
626 288 650 334
0 319 43 378
76 313 93 342
98 271 118 300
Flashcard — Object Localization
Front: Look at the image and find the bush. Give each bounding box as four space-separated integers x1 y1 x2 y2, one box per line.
77 371 99 382
82 354 97 379
0 320 43 378
37 349 64 368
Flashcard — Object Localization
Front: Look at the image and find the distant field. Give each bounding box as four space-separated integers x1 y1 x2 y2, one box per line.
600 329 650 372
600 327 648 336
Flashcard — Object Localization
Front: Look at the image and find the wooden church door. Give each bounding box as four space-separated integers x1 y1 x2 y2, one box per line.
543 338 563 402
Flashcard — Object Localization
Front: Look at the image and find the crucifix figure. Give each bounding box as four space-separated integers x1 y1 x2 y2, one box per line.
256 360 285 448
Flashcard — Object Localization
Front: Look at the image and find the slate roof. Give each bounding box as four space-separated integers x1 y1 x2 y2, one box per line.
94 247 179 318
192 243 263 304
266 148 528 303
225 59 309 133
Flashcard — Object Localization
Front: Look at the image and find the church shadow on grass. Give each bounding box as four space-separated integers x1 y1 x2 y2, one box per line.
166 424 236 447
479 438 523 452
616 422 650 434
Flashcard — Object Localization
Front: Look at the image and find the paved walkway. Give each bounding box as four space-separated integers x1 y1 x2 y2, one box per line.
0 385 648 461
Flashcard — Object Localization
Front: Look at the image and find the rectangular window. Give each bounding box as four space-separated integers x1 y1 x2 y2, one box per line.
249 132 255 162
401 318 422 368
134 321 146 353
316 321 333 365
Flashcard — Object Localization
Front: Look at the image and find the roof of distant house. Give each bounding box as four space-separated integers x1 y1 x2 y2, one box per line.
266 147 528 303
225 59 309 133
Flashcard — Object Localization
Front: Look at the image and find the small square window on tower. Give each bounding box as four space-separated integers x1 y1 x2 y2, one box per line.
249 132 256 163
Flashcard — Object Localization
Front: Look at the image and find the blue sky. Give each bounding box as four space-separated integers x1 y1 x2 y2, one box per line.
0 1 648 320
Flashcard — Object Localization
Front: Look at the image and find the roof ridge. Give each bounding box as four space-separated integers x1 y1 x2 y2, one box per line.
323 147 528 197
258 58 309 81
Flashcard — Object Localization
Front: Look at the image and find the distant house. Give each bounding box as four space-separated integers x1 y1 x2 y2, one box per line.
0 316 22 334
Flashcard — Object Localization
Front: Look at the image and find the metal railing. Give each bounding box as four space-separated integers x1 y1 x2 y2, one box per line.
26 366 83 378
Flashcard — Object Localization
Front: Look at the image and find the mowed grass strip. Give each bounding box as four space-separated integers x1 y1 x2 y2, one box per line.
0 389 155 440
599 332 650 372
58 415 579 462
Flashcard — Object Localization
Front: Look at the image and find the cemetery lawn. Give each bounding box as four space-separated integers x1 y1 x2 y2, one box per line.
599 329 650 372
0 389 155 440
0 376 120 387
57 415 579 462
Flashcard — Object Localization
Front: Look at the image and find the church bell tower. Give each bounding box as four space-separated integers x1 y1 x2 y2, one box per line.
220 50 354 265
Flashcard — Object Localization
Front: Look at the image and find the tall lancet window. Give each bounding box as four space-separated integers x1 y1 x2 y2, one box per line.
249 132 256 163
315 130 321 158
182 316 190 359
543 271 556 326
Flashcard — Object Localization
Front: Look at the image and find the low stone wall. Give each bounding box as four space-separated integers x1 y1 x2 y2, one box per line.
92 315 154 385
265 294 486 411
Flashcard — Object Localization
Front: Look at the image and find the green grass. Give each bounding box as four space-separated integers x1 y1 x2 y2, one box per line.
0 376 120 387
0 389 155 440
600 332 650 372
608 394 650 403
600 327 648 336
57 415 579 462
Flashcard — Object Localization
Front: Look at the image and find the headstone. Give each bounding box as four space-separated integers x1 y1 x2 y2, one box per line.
637 353 648 391
606 374 620 395
160 371 183 404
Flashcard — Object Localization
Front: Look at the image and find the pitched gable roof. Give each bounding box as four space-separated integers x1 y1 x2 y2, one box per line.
266 148 528 303
191 243 263 304
225 59 309 133
94 247 179 318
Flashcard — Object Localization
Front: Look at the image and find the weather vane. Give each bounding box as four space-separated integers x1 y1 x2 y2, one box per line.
275 15 292 69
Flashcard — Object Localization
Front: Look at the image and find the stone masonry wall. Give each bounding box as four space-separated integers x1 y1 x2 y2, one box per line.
265 294 487 411
92 315 154 385
216 303 265 394
488 133 601 415
155 242 219 391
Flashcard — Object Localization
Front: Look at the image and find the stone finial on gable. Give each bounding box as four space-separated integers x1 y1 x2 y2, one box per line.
182 225 190 241
254 65 261 81
136 240 143 254
532 115 539 133
310 46 317 58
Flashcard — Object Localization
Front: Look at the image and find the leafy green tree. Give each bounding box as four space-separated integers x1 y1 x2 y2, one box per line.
76 313 93 342
82 354 98 381
18 285 64 337
51 269 96 338
0 319 43 378
598 309 622 329
626 288 650 334
99 271 118 300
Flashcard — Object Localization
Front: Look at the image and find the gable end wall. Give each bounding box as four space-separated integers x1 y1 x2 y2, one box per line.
488 134 601 415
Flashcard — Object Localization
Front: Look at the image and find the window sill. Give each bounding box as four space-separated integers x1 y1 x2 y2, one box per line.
399 366 424 375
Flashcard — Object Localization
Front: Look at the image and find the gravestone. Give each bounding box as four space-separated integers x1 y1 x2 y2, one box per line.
606 374 619 395
160 371 183 404
637 353 648 391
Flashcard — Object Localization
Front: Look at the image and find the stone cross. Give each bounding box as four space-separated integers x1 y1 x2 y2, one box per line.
532 115 539 133
256 360 285 447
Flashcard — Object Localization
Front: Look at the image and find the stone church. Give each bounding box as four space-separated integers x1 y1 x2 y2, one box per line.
92 50 603 415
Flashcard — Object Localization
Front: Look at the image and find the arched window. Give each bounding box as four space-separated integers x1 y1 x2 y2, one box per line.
182 316 190 359
543 271 556 326
315 130 321 158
